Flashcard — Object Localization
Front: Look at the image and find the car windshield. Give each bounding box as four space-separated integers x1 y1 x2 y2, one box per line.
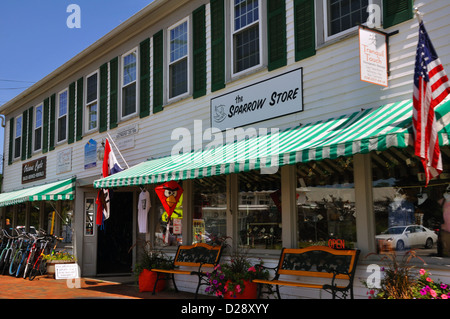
384 227 406 234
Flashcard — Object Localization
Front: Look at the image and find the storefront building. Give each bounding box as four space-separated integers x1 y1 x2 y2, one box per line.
1 0 450 298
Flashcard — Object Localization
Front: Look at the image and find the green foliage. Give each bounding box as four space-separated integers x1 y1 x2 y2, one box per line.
134 241 173 276
43 251 76 262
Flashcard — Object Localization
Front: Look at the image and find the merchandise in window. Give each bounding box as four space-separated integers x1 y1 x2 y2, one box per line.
86 72 98 131
296 158 356 248
154 181 184 246
14 116 22 159
34 104 43 151
57 90 68 142
122 50 137 117
169 19 189 99
373 146 450 257
325 0 369 39
84 198 95 236
193 176 227 245
238 170 281 249
232 0 261 74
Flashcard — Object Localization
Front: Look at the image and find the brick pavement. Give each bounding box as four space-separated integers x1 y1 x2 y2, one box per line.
0 274 209 299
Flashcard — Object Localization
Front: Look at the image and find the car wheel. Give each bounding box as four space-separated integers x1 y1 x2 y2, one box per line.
396 240 405 251
425 238 433 249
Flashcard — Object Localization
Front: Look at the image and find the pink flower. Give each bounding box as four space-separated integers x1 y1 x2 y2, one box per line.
236 285 241 293
419 269 426 275
441 294 448 299
430 290 437 298
426 277 433 283
248 266 256 272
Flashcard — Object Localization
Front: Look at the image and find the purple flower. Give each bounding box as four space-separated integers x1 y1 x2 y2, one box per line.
441 284 448 290
420 289 427 296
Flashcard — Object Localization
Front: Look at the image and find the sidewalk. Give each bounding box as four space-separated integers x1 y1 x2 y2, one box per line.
0 274 213 299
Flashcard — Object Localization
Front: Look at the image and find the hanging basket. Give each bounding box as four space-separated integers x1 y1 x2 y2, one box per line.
138 269 166 292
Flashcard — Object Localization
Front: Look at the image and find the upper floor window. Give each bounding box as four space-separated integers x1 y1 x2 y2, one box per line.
34 104 43 151
57 90 68 142
122 49 138 118
86 72 98 132
324 0 369 41
168 18 189 100
14 115 22 159
232 0 262 75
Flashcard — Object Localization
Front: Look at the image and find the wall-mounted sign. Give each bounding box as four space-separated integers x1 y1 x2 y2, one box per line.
84 139 97 169
210 68 303 131
57 148 72 174
115 123 138 150
359 26 388 87
22 156 46 184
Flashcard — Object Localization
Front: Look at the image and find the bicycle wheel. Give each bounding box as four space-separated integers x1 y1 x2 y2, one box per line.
9 251 22 275
23 250 35 279
29 257 46 281
1 249 12 275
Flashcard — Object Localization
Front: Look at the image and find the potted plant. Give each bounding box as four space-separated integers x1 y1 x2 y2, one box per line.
205 249 269 299
134 242 173 293
43 251 77 277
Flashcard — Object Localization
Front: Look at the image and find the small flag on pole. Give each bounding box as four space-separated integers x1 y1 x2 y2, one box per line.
413 20 450 185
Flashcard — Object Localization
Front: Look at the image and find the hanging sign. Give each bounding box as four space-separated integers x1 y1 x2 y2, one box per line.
155 181 183 221
22 156 47 184
359 26 388 87
211 68 303 131
84 139 97 169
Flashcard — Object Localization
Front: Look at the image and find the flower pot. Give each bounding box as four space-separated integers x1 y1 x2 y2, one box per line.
224 280 258 299
139 269 166 293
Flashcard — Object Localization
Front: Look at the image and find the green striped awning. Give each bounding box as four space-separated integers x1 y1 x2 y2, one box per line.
94 99 450 189
0 177 76 207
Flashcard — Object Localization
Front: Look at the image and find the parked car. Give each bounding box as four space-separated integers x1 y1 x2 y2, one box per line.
376 225 438 251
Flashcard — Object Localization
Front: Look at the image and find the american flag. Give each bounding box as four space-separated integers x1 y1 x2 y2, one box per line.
413 21 450 185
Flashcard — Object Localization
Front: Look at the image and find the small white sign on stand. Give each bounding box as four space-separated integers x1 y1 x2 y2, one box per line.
55 263 80 279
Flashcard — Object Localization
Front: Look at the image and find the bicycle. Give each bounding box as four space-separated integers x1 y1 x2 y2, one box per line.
29 234 62 281
22 233 42 279
9 232 32 277
1 229 19 275
8 232 28 276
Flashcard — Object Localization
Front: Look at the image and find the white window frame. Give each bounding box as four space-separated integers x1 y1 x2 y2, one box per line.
85 70 99 133
230 0 263 77
323 0 374 42
57 89 68 143
167 17 190 102
14 115 22 159
121 47 139 120
34 103 43 152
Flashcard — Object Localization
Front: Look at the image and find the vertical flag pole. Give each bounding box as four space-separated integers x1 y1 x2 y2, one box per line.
106 132 130 169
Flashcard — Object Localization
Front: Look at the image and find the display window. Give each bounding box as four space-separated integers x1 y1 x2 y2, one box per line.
296 158 356 248
193 175 227 245
372 146 450 257
238 170 282 249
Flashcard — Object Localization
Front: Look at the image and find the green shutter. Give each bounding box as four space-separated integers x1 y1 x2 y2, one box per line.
267 0 287 71
8 117 13 165
43 98 49 153
49 94 56 151
99 63 108 132
27 106 33 159
140 38 151 117
210 0 225 92
383 0 413 28
21 110 28 160
294 0 316 61
109 57 119 129
68 82 76 144
153 30 164 113
193 5 207 98
76 77 84 141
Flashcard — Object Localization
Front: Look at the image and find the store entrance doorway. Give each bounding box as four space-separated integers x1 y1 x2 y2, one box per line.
97 191 133 275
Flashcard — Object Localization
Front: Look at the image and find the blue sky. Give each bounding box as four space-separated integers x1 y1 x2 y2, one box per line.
0 0 153 169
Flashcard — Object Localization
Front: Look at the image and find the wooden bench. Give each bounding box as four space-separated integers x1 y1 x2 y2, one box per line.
151 243 223 298
253 246 360 299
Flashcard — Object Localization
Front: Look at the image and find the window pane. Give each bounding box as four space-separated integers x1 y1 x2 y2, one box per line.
169 58 188 98
373 147 447 256
86 73 98 104
87 103 97 130
170 21 188 63
34 127 41 151
234 0 259 31
234 24 260 73
14 137 21 158
122 82 136 116
58 115 67 141
328 0 369 36
193 176 227 245
238 170 282 250
85 198 95 236
296 159 356 248
123 52 137 86
15 117 22 138
35 105 42 128
59 91 68 116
